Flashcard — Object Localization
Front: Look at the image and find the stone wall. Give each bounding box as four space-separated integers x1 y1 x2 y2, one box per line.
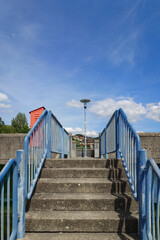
138 132 160 164
0 134 26 164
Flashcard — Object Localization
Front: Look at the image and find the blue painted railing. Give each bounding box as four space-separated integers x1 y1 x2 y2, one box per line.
100 108 160 240
145 159 160 240
0 158 18 240
0 109 69 239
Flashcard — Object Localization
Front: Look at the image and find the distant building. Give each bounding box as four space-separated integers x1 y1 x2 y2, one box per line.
29 106 45 128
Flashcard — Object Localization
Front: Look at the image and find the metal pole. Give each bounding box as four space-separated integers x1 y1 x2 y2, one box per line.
80 99 91 158
84 105 87 157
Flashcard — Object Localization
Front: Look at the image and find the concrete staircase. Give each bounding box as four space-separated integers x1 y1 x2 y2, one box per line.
25 158 139 240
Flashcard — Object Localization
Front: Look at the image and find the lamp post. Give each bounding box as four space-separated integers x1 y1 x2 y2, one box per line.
80 99 91 158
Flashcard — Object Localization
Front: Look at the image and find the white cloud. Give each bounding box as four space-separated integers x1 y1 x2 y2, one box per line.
90 98 146 122
0 92 10 102
0 103 11 108
67 100 82 108
65 127 98 137
146 102 160 122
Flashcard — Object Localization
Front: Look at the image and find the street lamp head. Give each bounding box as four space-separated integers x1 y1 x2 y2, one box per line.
80 99 91 109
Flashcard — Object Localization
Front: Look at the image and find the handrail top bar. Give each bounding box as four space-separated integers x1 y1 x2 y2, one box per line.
146 158 160 179
64 128 69 135
0 158 16 182
119 108 141 146
101 128 105 135
24 109 48 143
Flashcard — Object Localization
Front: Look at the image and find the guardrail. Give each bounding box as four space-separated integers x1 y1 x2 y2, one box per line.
100 108 160 239
100 109 140 199
145 159 160 240
0 108 69 239
0 158 18 240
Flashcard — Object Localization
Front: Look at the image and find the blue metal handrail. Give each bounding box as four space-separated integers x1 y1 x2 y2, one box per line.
117 108 141 199
24 109 49 200
100 108 160 239
145 159 160 240
0 158 18 240
100 108 140 199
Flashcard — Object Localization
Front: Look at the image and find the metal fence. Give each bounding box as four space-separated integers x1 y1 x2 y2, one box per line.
100 108 160 239
118 109 141 199
0 158 17 240
145 159 160 240
0 108 69 239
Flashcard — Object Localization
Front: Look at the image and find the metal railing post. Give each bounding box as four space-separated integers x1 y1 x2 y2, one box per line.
47 111 51 159
17 149 25 239
138 149 147 240
61 128 64 159
116 110 121 158
105 128 108 158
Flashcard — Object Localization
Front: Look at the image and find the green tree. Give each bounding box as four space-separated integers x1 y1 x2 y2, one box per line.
0 125 15 133
11 113 29 133
0 117 4 126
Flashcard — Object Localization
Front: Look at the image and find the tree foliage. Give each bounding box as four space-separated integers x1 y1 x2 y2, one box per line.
11 113 30 133
0 113 30 133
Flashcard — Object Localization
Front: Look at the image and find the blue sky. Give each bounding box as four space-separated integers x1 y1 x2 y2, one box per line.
0 0 160 136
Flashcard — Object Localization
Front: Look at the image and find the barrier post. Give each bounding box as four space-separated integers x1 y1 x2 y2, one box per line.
47 111 51 159
17 150 25 239
138 149 147 240
116 110 121 158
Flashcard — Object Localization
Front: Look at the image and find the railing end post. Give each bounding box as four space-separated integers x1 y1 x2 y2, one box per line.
47 111 51 159
115 110 121 159
17 149 25 239
138 149 147 240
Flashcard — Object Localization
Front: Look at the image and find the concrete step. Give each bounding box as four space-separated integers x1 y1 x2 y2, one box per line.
29 192 138 212
35 178 132 194
25 232 139 240
44 158 123 169
40 168 127 179
25 210 138 233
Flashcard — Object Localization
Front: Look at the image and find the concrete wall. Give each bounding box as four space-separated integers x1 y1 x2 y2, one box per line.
138 133 160 164
0 134 26 164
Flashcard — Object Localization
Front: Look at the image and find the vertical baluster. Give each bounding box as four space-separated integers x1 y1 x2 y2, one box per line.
1 179 4 240
131 135 134 186
151 170 155 238
34 129 35 179
7 170 10 240
28 138 30 193
134 138 137 193
156 179 159 240
145 163 151 239
31 134 33 189
38 124 40 167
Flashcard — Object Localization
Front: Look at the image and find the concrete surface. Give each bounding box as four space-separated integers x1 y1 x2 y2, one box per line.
25 232 139 240
0 134 26 164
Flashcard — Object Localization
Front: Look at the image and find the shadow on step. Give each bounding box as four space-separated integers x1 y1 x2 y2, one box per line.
111 191 138 239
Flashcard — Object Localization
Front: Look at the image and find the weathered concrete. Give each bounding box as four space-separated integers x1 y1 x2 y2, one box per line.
25 233 139 240
35 177 132 194
138 132 160 164
26 157 138 236
76 149 94 158
44 158 124 168
40 167 127 179
29 192 138 212
25 210 138 233
0 134 26 164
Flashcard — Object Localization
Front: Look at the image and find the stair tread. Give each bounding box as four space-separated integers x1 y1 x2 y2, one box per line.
24 232 139 240
42 167 123 170
26 210 138 220
32 192 135 200
38 178 127 183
